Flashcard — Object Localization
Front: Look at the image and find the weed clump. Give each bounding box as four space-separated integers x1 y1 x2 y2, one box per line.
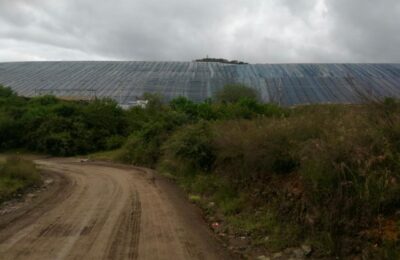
0 157 41 201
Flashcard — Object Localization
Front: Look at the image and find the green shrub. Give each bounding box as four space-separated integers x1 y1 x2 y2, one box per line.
162 121 215 172
0 112 19 150
105 135 125 150
30 116 91 156
119 110 188 166
170 97 218 121
118 134 160 166
38 132 75 156
215 84 260 103
29 95 59 106
82 99 127 147
0 86 16 98
170 96 196 113
0 93 129 155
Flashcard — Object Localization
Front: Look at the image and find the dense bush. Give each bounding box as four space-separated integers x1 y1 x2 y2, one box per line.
215 83 260 103
170 97 218 121
170 96 287 121
117 89 285 167
0 86 128 155
0 84 282 157
161 121 215 172
159 102 400 257
118 110 189 167
119 123 167 166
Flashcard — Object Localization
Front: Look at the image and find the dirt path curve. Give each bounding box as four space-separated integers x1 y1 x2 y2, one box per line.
0 158 233 260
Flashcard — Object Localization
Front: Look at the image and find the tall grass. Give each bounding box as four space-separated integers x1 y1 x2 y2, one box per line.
0 157 41 201
159 101 400 257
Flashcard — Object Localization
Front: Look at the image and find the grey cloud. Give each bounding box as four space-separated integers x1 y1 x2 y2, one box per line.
282 0 317 16
325 0 400 62
0 0 399 62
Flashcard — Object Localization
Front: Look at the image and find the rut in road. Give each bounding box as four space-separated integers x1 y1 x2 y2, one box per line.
0 159 232 260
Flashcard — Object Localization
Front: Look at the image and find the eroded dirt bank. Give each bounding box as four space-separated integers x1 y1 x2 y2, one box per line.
0 158 232 260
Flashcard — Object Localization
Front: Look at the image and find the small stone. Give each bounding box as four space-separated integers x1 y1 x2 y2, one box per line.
208 202 215 208
301 244 312 256
292 248 304 258
26 193 36 198
257 255 270 260
273 252 283 258
44 179 54 185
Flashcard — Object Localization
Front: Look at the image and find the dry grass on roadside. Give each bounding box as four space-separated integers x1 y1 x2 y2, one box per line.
0 156 41 202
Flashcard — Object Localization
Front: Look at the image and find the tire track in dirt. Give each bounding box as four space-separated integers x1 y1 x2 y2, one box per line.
0 158 233 260
107 190 141 259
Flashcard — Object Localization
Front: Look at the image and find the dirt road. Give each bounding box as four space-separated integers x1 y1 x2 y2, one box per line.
0 159 232 260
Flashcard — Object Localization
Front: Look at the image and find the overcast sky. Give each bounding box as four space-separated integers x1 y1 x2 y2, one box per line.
0 0 399 63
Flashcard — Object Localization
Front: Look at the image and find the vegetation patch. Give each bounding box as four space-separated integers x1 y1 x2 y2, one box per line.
1 84 399 258
158 97 400 258
0 156 41 202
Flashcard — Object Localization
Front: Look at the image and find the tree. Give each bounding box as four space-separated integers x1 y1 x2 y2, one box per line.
0 85 15 98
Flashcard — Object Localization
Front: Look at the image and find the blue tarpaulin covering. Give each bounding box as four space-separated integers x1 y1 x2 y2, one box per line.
0 61 399 106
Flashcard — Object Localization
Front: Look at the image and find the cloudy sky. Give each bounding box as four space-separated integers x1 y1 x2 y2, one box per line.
0 0 399 63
